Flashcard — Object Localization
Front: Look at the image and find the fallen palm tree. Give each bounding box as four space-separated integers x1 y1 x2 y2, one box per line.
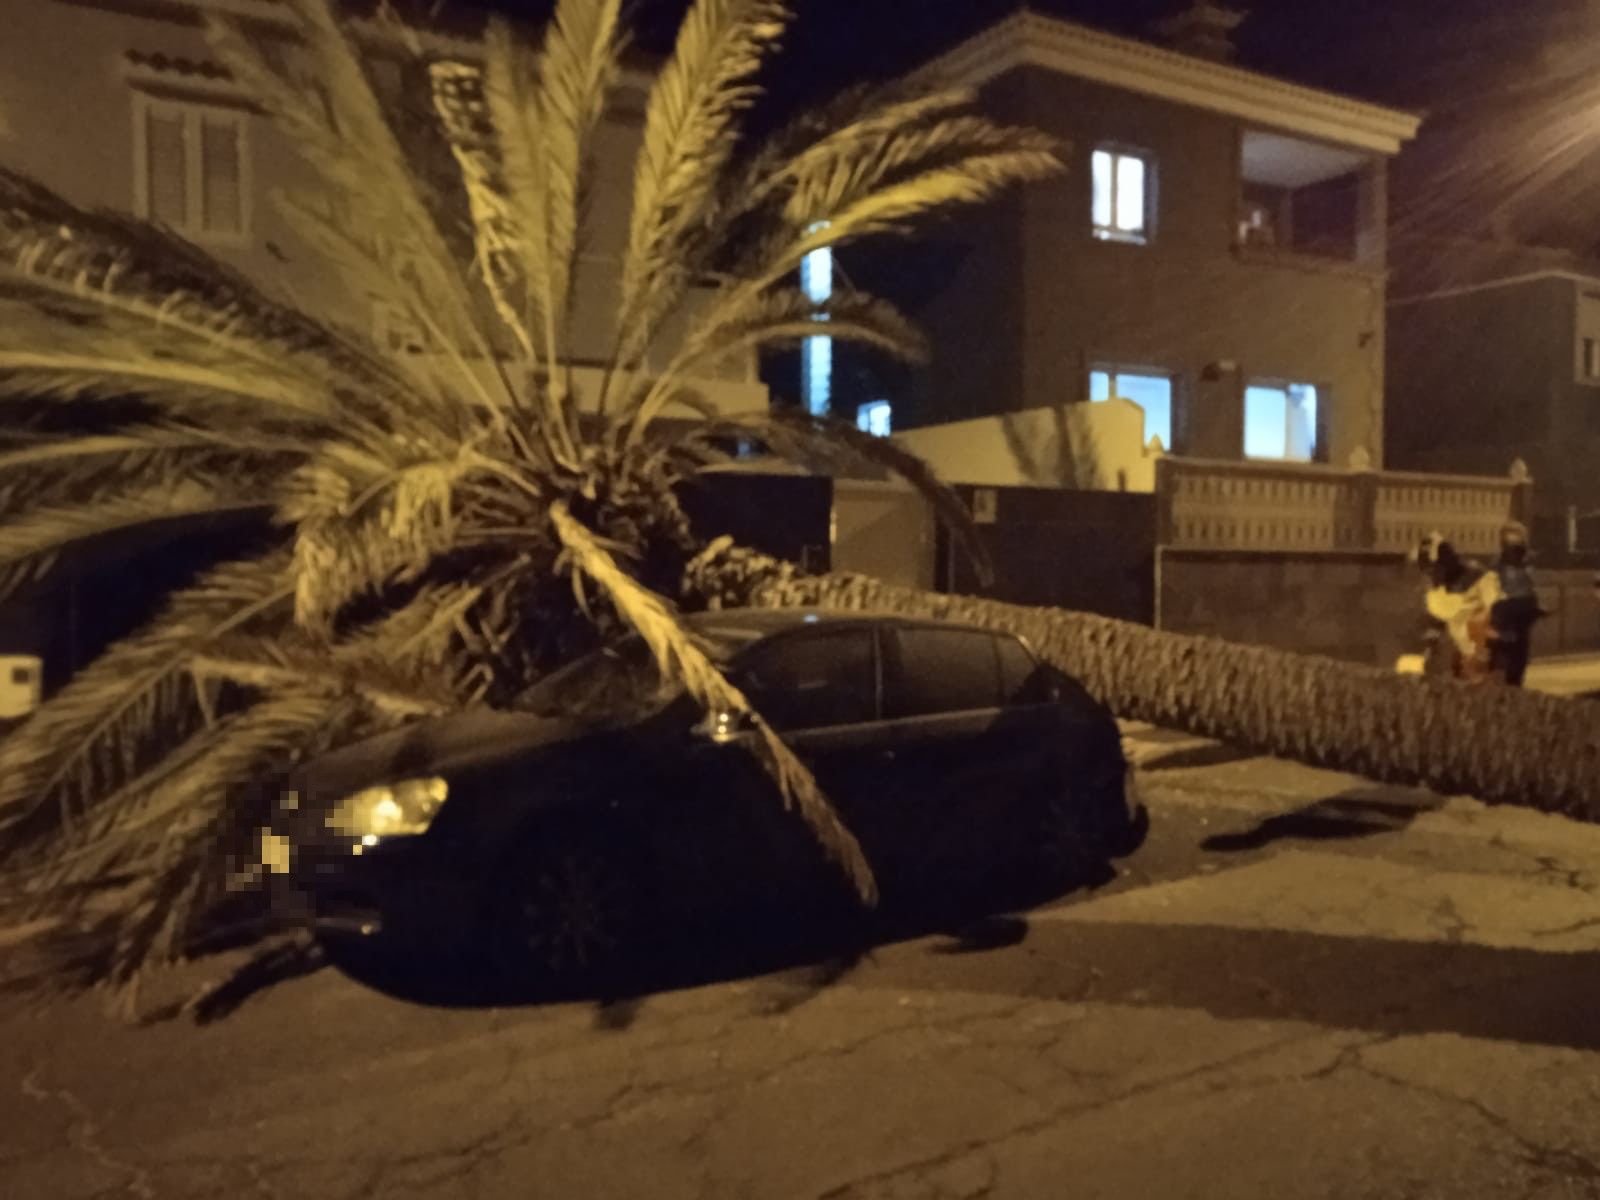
687 541 1600 820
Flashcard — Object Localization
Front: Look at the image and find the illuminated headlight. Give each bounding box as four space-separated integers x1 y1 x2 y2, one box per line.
327 777 449 841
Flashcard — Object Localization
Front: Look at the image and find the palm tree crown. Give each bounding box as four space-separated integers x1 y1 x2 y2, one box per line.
0 0 1061 1004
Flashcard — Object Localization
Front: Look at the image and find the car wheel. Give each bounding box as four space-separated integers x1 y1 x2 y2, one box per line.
492 826 639 982
1036 758 1128 886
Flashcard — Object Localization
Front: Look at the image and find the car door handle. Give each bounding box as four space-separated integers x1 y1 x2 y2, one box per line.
877 748 897 762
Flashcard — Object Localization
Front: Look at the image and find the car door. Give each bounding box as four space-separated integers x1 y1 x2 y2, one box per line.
874 626 1056 891
683 624 896 912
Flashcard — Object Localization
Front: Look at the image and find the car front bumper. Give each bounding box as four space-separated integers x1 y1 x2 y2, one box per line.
267 830 483 951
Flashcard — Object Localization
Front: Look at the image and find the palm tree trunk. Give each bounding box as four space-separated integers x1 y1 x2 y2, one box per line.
685 541 1600 821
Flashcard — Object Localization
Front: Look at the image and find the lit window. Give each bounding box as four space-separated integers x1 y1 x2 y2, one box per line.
800 238 834 416
857 400 891 437
1090 368 1172 450
1579 294 1600 383
1245 382 1319 461
135 95 248 240
803 331 832 418
1091 147 1152 243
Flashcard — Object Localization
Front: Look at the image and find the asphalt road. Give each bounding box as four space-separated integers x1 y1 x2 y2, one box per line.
6 728 1600 1199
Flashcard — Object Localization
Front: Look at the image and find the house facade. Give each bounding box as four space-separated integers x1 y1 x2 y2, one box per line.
882 9 1420 483
1386 238 1600 554
0 0 766 415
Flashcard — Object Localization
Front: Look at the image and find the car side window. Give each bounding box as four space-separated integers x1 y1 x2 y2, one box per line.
735 629 877 732
887 628 1001 718
996 635 1052 705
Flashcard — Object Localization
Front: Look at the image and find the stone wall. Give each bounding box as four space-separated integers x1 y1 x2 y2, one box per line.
1533 569 1600 657
1159 552 1600 666
1157 549 1422 666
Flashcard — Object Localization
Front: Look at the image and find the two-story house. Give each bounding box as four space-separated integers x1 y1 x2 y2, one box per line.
808 6 1559 665
1386 236 1600 558
878 6 1421 485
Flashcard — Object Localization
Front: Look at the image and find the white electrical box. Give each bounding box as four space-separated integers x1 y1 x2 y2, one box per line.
0 655 43 721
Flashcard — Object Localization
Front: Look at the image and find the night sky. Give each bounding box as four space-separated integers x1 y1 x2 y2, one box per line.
445 0 1595 110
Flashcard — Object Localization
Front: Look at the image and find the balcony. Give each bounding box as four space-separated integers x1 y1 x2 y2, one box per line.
1236 129 1384 272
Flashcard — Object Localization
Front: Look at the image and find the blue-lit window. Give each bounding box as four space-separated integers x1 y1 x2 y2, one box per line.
1089 368 1172 450
1091 147 1152 243
857 400 891 437
1244 382 1319 461
800 235 833 416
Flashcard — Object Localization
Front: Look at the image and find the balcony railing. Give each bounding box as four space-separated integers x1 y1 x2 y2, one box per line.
1156 454 1531 556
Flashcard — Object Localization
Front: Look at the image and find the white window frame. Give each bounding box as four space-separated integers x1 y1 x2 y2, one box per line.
1091 145 1154 245
1244 378 1323 463
1089 364 1175 451
856 399 892 437
131 92 252 246
1577 290 1600 386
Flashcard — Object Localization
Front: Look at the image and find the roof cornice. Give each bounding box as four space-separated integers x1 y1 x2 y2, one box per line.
916 11 1422 156
54 0 656 86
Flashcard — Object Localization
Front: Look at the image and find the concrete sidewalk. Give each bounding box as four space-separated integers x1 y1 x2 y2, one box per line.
1525 652 1600 697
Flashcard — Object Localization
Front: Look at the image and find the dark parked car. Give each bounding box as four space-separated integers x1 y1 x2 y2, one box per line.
264 609 1146 977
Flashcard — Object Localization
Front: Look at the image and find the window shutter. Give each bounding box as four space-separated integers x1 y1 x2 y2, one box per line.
201 116 242 235
146 109 187 226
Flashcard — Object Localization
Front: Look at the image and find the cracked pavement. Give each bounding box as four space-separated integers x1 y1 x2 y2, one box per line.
7 731 1600 1198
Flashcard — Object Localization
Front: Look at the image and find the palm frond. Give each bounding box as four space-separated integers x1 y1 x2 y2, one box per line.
626 291 925 437
278 448 478 637
0 424 299 472
0 169 404 433
530 0 626 356
0 552 293 853
205 0 512 414
615 0 789 370
785 149 1063 260
429 58 534 359
479 18 550 352
779 114 1059 230
0 479 274 601
729 87 981 221
192 635 457 720
9 691 356 1007
0 426 298 537
0 0 1063 1010
549 500 875 903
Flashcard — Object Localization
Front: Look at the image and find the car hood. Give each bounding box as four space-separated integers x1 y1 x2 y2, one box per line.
290 709 600 807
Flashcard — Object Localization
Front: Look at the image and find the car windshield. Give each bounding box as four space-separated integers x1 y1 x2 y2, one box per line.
519 637 680 724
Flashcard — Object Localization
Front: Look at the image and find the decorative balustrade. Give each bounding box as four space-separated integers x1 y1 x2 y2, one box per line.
1156 454 1530 555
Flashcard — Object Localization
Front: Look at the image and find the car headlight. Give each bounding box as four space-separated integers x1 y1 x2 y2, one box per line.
327 776 449 841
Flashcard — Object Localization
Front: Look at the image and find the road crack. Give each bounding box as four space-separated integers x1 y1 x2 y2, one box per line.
20 1065 157 1199
815 1028 1331 1198
1353 1059 1600 1189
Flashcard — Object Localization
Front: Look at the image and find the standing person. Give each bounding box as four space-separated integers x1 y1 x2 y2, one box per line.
1487 521 1544 686
1414 533 1500 682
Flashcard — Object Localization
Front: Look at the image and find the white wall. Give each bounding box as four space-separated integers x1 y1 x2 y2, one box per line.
892 397 1160 492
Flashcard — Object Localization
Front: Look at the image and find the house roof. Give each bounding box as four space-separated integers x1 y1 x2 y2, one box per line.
916 10 1422 156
